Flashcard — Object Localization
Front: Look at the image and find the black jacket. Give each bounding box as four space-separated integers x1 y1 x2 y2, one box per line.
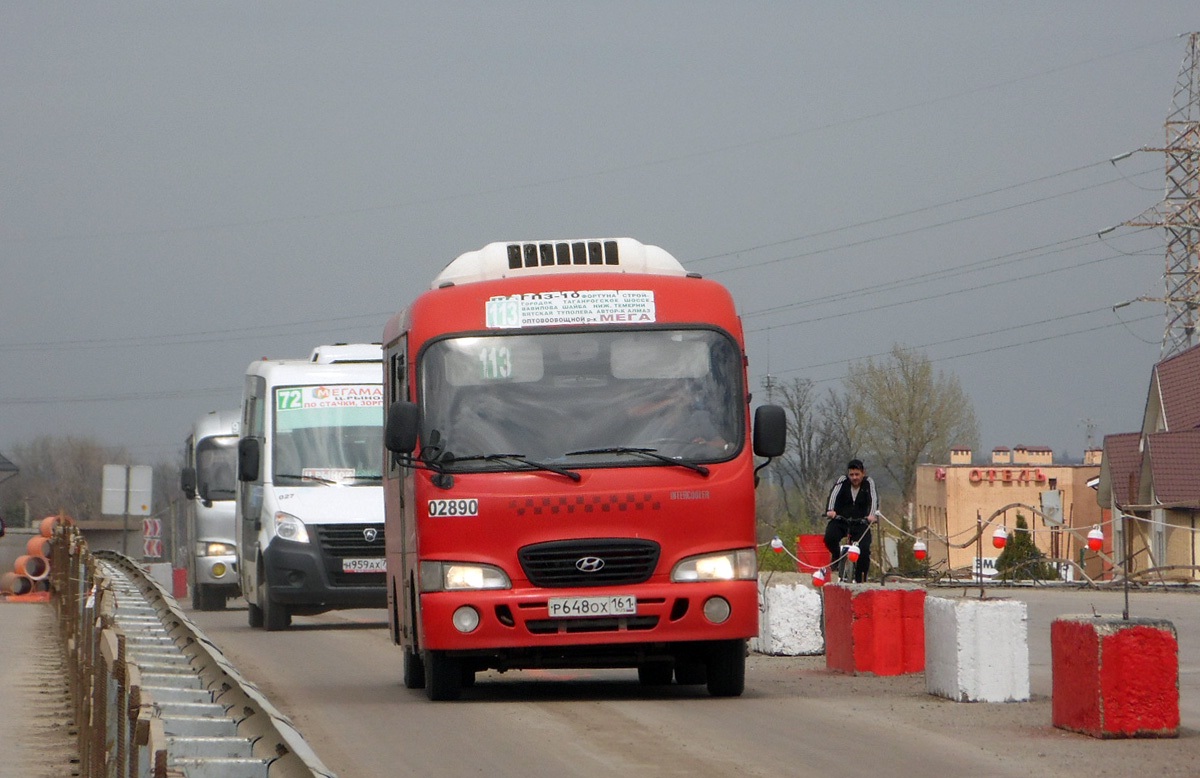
826 475 879 521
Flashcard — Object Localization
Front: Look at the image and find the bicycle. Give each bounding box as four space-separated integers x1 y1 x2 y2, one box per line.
829 514 873 583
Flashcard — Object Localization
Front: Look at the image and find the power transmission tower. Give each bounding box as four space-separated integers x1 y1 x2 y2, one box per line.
1126 32 1200 358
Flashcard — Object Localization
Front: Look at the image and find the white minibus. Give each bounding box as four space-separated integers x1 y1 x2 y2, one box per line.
236 343 385 630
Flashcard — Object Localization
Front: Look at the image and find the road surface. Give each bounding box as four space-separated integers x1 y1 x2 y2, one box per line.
185 586 1200 778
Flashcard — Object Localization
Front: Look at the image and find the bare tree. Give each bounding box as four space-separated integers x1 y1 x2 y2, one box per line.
844 344 979 507
771 378 851 524
0 436 133 524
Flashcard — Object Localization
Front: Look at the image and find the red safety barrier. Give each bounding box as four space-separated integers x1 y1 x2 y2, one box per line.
1052 616 1179 738
795 534 831 573
824 585 925 675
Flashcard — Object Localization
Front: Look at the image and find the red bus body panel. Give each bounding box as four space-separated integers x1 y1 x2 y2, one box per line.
383 269 758 667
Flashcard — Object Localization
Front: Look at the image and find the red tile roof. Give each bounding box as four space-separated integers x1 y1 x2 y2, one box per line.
1146 429 1200 507
1103 432 1142 506
1155 343 1200 430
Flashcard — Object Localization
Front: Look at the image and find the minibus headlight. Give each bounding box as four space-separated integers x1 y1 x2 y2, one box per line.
671 549 758 582
198 542 235 557
274 512 310 544
419 561 511 592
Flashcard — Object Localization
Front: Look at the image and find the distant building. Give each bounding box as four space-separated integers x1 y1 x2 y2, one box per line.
1097 344 1200 582
914 445 1103 579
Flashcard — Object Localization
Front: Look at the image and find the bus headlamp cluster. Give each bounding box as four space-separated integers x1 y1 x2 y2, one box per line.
274 512 310 544
670 549 757 582
419 561 510 592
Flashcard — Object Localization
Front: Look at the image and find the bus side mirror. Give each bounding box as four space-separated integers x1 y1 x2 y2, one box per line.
752 404 787 458
238 438 261 482
385 401 419 454
180 466 197 500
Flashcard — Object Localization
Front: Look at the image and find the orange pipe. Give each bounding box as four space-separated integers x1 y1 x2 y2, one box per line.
26 536 53 558
14 555 50 581
39 513 74 538
1 571 34 596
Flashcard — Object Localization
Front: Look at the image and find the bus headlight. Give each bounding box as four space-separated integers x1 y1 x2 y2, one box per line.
671 549 757 582
274 512 310 544
197 542 235 557
419 561 511 592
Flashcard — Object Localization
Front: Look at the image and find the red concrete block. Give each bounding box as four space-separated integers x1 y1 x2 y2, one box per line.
172 567 189 600
1052 616 1179 738
824 585 925 675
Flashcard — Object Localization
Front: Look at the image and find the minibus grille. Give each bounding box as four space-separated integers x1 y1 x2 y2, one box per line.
314 524 386 557
518 539 660 587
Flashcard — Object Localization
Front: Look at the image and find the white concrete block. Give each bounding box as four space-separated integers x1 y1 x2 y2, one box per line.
752 575 824 656
925 596 1030 702
145 562 174 591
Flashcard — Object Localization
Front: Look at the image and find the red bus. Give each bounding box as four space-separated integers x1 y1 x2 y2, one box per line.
382 238 785 700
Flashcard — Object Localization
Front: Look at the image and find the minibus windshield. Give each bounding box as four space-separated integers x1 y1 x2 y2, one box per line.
271 384 383 485
419 329 743 470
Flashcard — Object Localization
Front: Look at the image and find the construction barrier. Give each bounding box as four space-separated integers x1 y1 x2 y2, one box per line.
823 583 925 675
925 596 1030 702
49 523 339 777
795 534 831 573
1051 615 1179 738
753 575 824 656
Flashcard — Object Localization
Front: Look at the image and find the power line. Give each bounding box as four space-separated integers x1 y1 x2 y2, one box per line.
780 313 1159 385
0 312 391 353
706 171 1158 278
742 230 1156 320
1 38 1176 247
0 386 237 407
746 249 1136 334
691 157 1132 265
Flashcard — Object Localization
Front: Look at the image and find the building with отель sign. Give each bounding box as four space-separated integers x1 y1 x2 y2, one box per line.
913 445 1104 579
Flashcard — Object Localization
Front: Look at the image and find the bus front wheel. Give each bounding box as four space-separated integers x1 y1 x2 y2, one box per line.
425 651 463 701
706 639 746 697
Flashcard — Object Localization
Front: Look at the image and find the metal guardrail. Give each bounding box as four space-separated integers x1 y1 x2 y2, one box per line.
50 524 338 778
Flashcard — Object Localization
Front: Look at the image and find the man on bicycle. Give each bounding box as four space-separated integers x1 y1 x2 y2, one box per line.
823 459 879 583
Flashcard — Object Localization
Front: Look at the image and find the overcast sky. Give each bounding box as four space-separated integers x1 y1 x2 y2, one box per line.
2 3 1198 465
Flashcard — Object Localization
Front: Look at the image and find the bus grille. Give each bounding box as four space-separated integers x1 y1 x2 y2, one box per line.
314 524 386 558
518 539 660 587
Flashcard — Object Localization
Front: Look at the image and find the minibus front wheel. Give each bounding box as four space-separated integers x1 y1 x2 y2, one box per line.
424 651 463 702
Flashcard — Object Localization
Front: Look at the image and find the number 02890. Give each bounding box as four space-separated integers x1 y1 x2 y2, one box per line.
427 499 479 517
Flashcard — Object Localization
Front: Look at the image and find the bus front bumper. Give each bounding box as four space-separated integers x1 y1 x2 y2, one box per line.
418 579 758 660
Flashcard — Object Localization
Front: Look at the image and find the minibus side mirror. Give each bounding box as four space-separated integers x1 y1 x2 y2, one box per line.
752 404 787 458
385 401 419 454
180 466 197 500
238 438 261 482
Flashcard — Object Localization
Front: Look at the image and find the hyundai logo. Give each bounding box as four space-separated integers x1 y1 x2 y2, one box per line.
575 556 605 573
363 528 379 543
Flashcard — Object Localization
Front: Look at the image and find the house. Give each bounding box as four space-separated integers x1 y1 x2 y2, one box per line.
1097 343 1200 581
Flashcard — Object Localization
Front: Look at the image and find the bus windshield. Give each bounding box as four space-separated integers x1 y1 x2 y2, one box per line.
196 436 237 501
272 384 384 485
419 328 743 470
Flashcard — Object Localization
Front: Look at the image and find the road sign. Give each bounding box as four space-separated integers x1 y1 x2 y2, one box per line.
102 464 154 516
101 464 128 515
143 538 163 558
143 518 162 538
128 465 153 516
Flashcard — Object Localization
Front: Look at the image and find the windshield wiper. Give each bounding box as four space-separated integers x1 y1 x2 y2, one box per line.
564 447 709 476
443 453 581 482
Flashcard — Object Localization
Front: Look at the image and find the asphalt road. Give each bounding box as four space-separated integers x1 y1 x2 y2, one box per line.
185 586 1200 778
